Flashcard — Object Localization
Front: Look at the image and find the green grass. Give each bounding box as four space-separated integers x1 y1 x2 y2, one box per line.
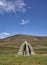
0 54 47 65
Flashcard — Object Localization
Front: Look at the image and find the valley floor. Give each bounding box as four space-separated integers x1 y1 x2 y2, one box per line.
0 54 47 65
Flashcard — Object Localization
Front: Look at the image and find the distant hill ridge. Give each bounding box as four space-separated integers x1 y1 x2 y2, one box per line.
0 34 47 41
0 34 47 54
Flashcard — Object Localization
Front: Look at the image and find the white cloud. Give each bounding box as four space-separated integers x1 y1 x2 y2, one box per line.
20 19 30 25
0 32 10 39
0 1 5 6
0 0 26 13
1 32 10 35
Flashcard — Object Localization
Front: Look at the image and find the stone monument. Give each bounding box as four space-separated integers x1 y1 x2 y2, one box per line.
18 40 35 56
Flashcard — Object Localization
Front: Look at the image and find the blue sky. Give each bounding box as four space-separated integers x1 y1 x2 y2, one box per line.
0 0 47 38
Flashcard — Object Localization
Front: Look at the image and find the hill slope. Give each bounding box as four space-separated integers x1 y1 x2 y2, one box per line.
0 34 47 54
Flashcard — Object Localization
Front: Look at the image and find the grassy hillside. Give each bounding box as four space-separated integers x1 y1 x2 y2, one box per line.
0 34 47 54
0 54 47 65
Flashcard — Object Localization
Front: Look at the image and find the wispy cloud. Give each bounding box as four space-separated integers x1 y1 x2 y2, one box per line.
0 0 26 13
0 32 10 39
20 19 30 25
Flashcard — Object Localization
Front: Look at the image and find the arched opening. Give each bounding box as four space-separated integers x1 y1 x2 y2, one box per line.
28 45 31 55
23 44 26 55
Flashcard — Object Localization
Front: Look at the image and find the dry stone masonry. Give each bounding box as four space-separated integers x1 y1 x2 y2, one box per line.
18 40 35 56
